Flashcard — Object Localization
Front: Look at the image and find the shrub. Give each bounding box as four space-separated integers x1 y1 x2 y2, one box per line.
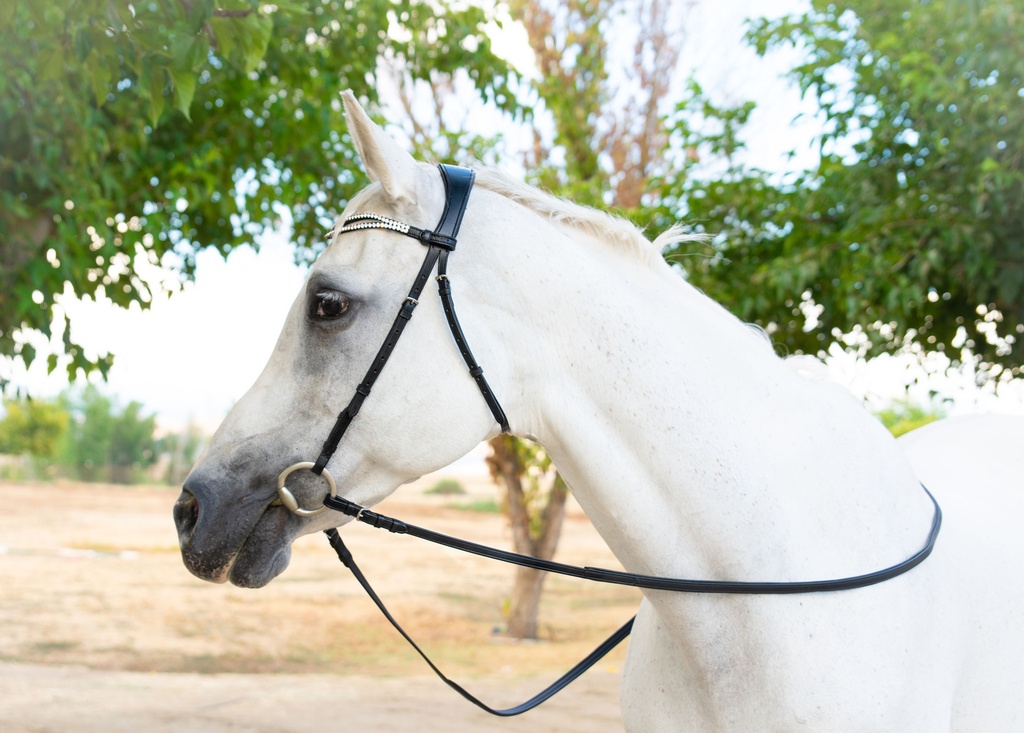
426 478 465 495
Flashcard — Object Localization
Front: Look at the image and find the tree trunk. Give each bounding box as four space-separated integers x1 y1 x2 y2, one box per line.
506 566 547 639
487 435 569 639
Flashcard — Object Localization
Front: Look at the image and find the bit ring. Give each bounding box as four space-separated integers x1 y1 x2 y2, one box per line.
276 462 337 517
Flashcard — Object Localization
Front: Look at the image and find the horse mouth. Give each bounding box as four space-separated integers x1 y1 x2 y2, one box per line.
226 507 295 587
174 488 295 588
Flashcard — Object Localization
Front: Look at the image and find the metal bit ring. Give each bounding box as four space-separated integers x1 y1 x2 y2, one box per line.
276 461 337 517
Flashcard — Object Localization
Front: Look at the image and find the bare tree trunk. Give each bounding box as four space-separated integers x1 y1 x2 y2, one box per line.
487 435 569 639
506 567 548 639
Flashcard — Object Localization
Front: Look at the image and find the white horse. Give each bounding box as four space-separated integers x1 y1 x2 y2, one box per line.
175 92 1024 732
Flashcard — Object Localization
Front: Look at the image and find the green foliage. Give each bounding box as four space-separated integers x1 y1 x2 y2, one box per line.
55 385 159 483
0 396 68 457
661 0 1024 372
0 0 515 385
452 498 502 514
509 0 613 206
875 400 945 438
425 478 465 495
487 434 567 541
0 388 204 483
160 421 207 485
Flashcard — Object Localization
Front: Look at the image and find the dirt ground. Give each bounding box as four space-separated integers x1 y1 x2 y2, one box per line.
0 469 638 732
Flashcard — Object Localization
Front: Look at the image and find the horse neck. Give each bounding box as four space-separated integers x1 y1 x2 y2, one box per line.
485 221 931 585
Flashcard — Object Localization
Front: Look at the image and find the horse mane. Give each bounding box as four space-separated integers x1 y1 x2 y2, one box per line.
343 164 814 371
472 170 849 389
339 164 704 270
472 167 701 270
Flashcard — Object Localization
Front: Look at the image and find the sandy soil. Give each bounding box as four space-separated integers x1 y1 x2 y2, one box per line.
0 470 638 731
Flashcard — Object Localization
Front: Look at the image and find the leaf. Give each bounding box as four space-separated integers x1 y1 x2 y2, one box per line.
271 1 312 15
91 62 112 106
107 0 136 31
37 47 65 81
74 28 94 62
170 70 197 120
25 1 48 30
237 14 273 73
148 70 166 126
0 0 18 29
208 13 272 72
208 16 233 61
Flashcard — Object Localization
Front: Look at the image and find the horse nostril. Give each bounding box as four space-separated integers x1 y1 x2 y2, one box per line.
173 489 200 537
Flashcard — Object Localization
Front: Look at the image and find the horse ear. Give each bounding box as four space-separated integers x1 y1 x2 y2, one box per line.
341 90 421 207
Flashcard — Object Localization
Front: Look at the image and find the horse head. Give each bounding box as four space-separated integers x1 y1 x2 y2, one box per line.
174 93 517 587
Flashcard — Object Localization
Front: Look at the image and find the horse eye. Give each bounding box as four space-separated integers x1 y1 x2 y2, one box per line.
311 290 350 320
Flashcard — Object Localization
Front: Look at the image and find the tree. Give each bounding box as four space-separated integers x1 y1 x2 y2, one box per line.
56 385 159 483
0 0 514 385
108 399 160 481
661 0 1024 375
486 435 568 639
0 396 69 457
510 0 689 211
161 421 207 485
393 0 691 638
875 399 945 438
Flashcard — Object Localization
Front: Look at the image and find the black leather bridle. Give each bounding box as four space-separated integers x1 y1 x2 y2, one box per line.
275 163 943 716
313 164 508 477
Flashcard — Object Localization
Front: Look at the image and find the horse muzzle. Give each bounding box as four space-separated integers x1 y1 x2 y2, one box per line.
174 469 287 586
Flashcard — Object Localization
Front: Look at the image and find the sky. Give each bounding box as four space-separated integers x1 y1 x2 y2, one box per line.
8 232 304 431
5 0 1024 432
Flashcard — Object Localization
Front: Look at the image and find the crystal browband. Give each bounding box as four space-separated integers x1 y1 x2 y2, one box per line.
337 213 411 236
333 213 458 250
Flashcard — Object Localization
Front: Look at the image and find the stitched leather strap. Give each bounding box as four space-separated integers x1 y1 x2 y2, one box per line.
437 248 510 432
324 528 633 716
436 164 474 240
434 165 509 432
321 484 939 716
313 246 443 474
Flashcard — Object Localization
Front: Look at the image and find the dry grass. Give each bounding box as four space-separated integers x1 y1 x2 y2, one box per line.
0 476 638 679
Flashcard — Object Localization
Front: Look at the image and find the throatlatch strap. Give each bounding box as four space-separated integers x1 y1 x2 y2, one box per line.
437 249 510 432
324 528 633 716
